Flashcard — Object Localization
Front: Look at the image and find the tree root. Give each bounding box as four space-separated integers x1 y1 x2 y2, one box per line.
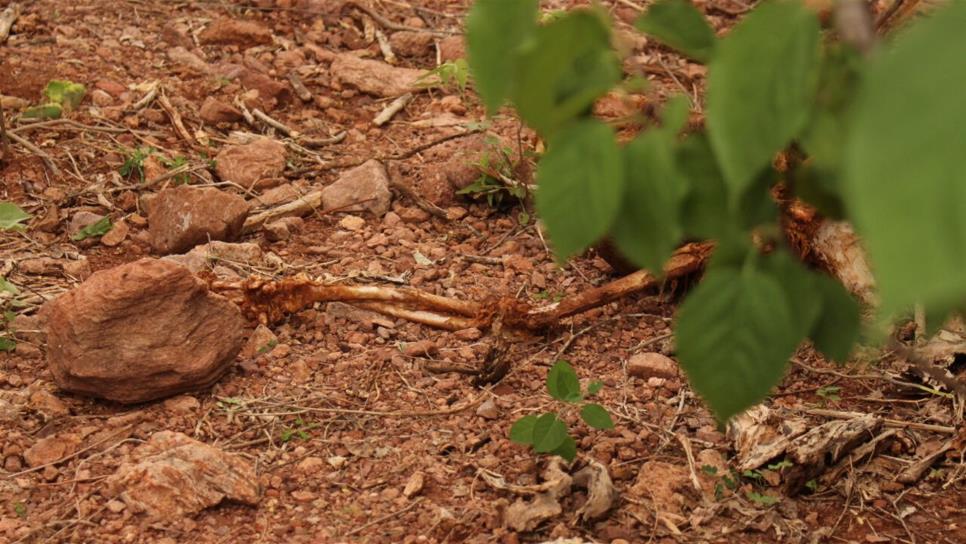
210 241 712 333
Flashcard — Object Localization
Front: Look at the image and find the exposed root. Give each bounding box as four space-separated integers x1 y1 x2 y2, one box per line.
210 242 712 333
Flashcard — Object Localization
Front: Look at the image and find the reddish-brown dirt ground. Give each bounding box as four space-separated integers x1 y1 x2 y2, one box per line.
1 1 963 542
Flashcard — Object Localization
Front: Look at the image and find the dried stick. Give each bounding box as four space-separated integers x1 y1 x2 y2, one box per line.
373 93 413 127
287 72 312 102
157 92 195 145
0 3 20 44
6 130 61 176
0 100 9 165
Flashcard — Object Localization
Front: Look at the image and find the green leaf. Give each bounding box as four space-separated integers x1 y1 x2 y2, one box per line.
580 403 614 430
550 434 577 462
585 380 603 397
761 250 822 339
0 202 31 231
466 0 539 114
71 217 113 241
509 415 539 445
532 413 568 453
511 9 621 136
546 360 582 402
843 2 966 318
0 337 15 352
810 275 861 362
21 103 63 120
0 277 19 295
536 119 624 261
678 134 730 239
676 266 804 422
44 80 87 110
659 94 691 137
635 0 716 63
611 129 684 272
746 491 780 506
706 0 820 201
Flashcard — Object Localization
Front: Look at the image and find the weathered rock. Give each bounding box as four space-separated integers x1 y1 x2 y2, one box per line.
338 214 366 231
164 241 264 274
238 69 292 109
42 259 246 404
100 218 129 247
389 31 434 57
199 18 273 47
199 97 243 124
24 433 81 468
263 216 303 242
627 352 679 380
476 399 499 420
330 53 423 97
68 211 105 238
215 137 287 189
167 46 209 73
438 35 466 63
28 389 70 417
160 23 193 48
240 324 278 359
321 159 391 216
91 89 114 107
148 185 250 254
105 431 259 518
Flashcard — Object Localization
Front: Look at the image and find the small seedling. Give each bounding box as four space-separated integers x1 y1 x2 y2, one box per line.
805 479 819 492
72 217 113 241
0 202 30 231
816 385 841 403
160 155 191 185
509 360 614 461
416 59 471 94
280 417 316 442
457 137 531 217
13 501 27 518
746 491 780 506
119 147 153 183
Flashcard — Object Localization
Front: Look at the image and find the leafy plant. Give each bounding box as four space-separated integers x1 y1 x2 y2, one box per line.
816 384 841 402
456 136 531 218
416 59 471 94
22 79 87 119
280 417 316 442
160 155 191 185
72 217 113 241
509 360 613 461
0 202 30 231
467 0 966 421
119 147 153 183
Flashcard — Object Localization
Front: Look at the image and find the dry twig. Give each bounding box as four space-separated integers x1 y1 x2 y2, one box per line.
0 3 20 44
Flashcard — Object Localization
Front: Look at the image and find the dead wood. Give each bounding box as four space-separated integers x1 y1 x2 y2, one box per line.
0 3 20 44
782 413 881 494
210 242 711 333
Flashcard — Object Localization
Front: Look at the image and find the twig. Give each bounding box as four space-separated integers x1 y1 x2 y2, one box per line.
5 130 61 176
300 131 347 148
0 3 20 44
800 408 957 435
129 82 159 111
157 92 195 145
343 498 424 537
253 108 297 137
388 175 448 220
383 128 481 160
287 72 313 102
0 99 9 165
676 433 704 493
375 29 397 64
373 93 413 127
347 1 454 35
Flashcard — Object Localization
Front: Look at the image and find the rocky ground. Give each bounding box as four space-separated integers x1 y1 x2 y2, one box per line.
1 0 964 542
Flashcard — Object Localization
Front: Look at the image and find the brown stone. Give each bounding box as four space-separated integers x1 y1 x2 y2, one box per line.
100 219 129 247
238 68 292 109
321 159 392 216
438 35 466 63
24 433 81 468
215 137 287 190
389 31 434 57
199 97 243 124
330 53 423 97
42 259 246 404
199 18 273 47
105 431 259 519
627 352 679 380
167 46 209 73
95 80 127 97
148 185 250 254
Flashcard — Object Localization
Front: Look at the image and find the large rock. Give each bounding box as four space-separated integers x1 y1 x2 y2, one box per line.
199 18 273 47
321 159 392 216
148 185 250 255
42 259 246 404
627 352 679 380
215 137 287 189
330 53 423 97
105 431 259 518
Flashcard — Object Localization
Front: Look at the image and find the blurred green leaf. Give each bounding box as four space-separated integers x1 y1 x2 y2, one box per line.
532 413 568 453
547 360 582 402
72 217 112 241
635 0 717 63
509 415 539 445
580 403 614 430
466 0 539 113
0 202 31 231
